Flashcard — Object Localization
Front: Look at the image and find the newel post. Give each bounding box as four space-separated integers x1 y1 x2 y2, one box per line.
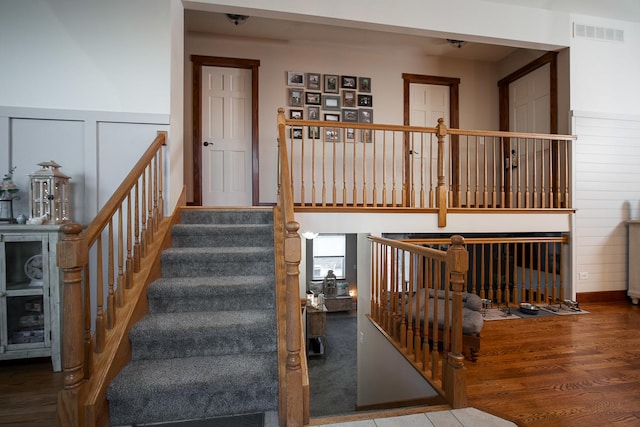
436 118 448 227
284 220 304 427
444 235 468 408
57 223 87 426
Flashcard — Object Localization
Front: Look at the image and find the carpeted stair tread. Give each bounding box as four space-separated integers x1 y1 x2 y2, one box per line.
147 276 275 313
172 223 273 248
161 247 274 277
180 209 273 225
107 353 278 426
129 310 276 359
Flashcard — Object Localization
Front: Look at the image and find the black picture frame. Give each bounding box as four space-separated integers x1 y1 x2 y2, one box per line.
308 126 320 139
341 75 357 89
357 94 373 107
291 127 303 139
345 128 356 143
324 113 340 122
289 109 303 120
305 92 321 105
324 128 342 143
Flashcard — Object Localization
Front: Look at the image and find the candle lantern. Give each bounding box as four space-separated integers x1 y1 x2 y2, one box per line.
29 160 71 224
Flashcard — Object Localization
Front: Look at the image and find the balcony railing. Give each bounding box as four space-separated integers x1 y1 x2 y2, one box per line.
277 109 576 226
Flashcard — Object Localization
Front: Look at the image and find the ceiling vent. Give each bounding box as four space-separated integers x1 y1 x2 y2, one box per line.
574 23 624 42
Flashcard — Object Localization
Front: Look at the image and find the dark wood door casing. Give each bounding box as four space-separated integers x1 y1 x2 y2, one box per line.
402 74 460 207
191 55 260 206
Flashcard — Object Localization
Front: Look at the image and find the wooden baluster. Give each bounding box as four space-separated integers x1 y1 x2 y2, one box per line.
107 220 117 327
157 133 165 218
95 237 105 353
392 132 397 206
56 223 87 427
428 259 437 378
362 130 367 207
492 137 498 208
370 241 377 321
407 253 415 356
548 139 554 208
152 150 159 235
564 140 570 208
342 131 347 207
290 130 295 204
321 136 326 206
558 241 564 302
310 136 316 207
400 249 407 348
535 242 541 304
480 243 486 299
410 132 416 207
430 134 435 208
133 181 141 272
512 243 518 304
382 131 387 206
117 208 125 304
436 118 448 227
141 170 147 258
390 247 397 336
443 235 468 408
466 135 471 207
126 193 133 288
300 132 306 206
532 138 537 208
541 138 547 208
352 134 357 206
82 263 92 376
475 136 480 207
414 255 423 364
372 131 378 207
332 131 337 206
419 132 425 207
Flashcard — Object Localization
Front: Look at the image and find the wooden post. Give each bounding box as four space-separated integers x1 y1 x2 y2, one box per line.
436 118 448 227
285 220 303 427
57 223 87 427
444 235 468 408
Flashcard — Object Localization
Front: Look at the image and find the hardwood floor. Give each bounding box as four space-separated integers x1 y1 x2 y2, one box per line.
1 301 640 426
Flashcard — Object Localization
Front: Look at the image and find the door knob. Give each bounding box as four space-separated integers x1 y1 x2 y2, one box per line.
203 141 210 147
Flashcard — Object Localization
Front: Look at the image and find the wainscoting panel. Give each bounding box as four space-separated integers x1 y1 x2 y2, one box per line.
0 106 169 225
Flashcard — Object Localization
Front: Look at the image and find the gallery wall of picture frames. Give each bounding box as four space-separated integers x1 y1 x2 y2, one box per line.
285 71 373 129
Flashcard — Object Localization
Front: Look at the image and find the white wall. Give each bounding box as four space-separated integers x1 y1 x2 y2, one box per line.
185 33 500 204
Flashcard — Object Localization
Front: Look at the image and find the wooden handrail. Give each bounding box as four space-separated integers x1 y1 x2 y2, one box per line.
276 108 307 426
57 131 169 427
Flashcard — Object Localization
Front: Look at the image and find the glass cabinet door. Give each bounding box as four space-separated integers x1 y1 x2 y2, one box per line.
0 235 49 350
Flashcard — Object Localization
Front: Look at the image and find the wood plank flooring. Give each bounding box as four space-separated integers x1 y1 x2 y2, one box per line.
1 301 639 426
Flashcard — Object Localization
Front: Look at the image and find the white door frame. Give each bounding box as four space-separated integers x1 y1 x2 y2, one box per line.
191 55 260 206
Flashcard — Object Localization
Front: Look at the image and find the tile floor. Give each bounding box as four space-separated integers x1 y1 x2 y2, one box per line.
316 408 516 427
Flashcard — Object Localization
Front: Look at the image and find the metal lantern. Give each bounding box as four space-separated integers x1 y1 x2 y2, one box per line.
29 160 71 224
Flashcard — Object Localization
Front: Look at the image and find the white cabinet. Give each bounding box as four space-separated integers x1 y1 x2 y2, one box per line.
628 221 640 305
0 225 62 371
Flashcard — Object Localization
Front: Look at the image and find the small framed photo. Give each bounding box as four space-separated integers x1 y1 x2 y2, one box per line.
308 126 320 139
289 109 303 120
287 71 305 86
288 88 303 107
359 77 371 93
360 129 373 143
307 73 321 90
291 127 303 139
305 92 321 105
307 106 320 120
341 75 357 89
342 109 358 122
342 90 356 108
358 94 373 107
324 128 342 143
323 74 339 93
359 108 373 123
345 128 356 143
322 95 341 111
324 113 340 122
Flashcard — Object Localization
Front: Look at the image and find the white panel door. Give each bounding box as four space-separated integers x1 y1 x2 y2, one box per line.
201 66 252 206
409 83 450 206
510 63 550 133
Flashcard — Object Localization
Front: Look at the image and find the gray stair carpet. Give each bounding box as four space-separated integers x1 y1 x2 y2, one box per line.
107 208 278 426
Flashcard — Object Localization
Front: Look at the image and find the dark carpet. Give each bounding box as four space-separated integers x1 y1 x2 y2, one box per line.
308 312 357 417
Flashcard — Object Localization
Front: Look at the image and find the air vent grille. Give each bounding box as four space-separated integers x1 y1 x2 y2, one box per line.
574 23 624 42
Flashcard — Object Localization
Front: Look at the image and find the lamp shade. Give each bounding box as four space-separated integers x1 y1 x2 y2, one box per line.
28 160 71 224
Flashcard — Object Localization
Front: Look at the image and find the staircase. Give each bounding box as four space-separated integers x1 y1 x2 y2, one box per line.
107 208 278 426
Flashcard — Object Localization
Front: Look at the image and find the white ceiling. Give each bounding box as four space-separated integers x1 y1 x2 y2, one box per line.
184 1 640 63
184 10 521 62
